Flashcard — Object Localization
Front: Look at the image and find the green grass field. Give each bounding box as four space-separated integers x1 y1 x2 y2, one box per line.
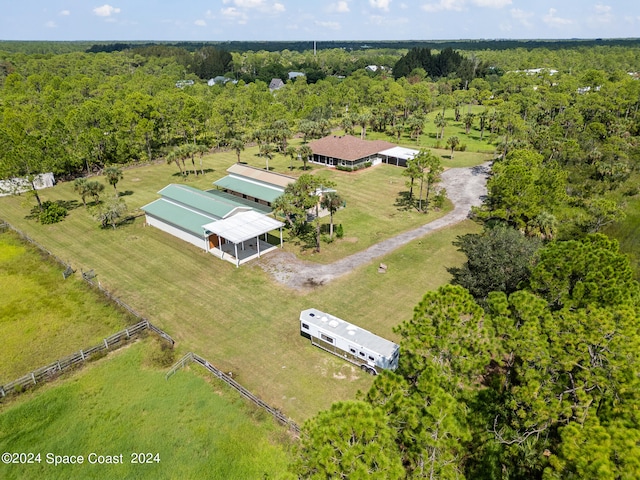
0 146 485 422
0 231 133 383
364 106 499 155
0 339 293 480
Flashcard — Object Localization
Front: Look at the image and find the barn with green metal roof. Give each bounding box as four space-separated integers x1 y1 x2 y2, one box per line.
141 184 283 267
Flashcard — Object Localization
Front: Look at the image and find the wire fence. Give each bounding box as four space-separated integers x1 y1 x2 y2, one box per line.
167 352 300 436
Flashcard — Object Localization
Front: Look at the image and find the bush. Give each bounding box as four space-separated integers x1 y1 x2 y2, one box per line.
39 201 67 224
321 234 334 244
149 338 175 368
335 224 344 238
456 143 467 152
432 188 447 210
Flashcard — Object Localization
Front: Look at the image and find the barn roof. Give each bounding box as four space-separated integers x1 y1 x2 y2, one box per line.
225 163 295 189
142 199 215 236
308 135 395 161
213 176 284 203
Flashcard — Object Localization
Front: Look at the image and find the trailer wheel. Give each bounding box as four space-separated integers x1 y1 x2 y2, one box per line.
360 364 368 372
366 367 377 375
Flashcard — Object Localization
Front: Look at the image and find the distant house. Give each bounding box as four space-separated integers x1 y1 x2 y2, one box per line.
269 78 285 91
365 65 379 72
288 71 305 80
141 184 283 267
208 76 233 86
175 80 195 88
212 163 295 208
0 172 55 197
307 135 396 169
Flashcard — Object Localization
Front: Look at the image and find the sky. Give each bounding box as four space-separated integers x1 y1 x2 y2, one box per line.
1 1 639 42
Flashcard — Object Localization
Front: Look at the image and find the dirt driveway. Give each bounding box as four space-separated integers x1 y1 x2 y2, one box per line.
258 162 491 290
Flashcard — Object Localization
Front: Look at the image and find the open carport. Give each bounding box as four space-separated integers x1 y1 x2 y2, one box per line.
203 210 284 267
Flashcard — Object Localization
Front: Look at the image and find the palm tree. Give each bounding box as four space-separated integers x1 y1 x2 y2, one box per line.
407 115 424 143
478 110 488 140
104 166 123 196
285 145 297 171
87 180 105 205
434 113 447 140
357 112 372 139
229 138 245 164
73 178 90 207
463 113 475 134
166 148 185 176
260 143 276 171
297 145 313 171
446 136 460 159
320 191 343 239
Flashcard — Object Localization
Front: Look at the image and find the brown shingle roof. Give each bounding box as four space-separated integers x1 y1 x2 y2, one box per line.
308 135 396 161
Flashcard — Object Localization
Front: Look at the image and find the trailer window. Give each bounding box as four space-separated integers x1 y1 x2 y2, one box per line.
359 351 365 357
302 323 309 330
320 333 334 344
349 348 356 354
368 356 375 361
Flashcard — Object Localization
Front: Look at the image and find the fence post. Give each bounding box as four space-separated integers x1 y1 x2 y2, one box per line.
31 373 36 385
104 338 109 349
125 328 129 338
80 349 85 361
57 360 61 371
0 386 5 397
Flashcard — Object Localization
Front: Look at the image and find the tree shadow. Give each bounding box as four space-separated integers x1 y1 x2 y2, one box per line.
394 191 414 211
118 190 134 197
56 199 81 211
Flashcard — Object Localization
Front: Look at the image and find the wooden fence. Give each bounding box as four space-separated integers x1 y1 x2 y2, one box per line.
167 352 301 436
0 320 174 398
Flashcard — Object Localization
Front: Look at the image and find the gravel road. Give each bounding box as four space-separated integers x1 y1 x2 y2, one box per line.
258 162 491 290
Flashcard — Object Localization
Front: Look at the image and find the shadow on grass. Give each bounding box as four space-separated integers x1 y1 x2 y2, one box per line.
394 191 415 211
118 190 134 197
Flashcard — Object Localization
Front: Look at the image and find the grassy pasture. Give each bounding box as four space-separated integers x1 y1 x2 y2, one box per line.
365 106 498 156
0 231 132 383
0 340 292 480
0 146 484 421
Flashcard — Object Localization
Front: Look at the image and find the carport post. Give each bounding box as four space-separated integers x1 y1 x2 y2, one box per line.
234 243 239 267
257 235 261 257
279 227 283 248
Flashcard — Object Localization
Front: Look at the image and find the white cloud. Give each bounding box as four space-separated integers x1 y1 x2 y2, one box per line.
369 14 408 26
59 10 70 16
45 21 57 28
194 19 207 27
221 7 248 23
510 8 533 28
369 0 391 11
205 10 215 19
471 0 511 7
93 5 121 17
543 8 573 27
328 1 350 13
590 4 613 24
315 20 341 30
221 0 284 16
422 0 465 13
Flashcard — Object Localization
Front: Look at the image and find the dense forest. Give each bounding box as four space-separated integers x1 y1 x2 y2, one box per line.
1 41 639 479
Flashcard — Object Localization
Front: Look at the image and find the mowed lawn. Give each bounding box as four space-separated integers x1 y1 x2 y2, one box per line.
0 148 484 422
0 231 133 383
0 340 293 480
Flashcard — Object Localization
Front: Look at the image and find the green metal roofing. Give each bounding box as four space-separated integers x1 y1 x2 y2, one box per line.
156 184 270 218
142 199 214 236
213 176 284 203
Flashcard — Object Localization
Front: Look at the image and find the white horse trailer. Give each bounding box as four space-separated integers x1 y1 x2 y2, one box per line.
300 308 399 375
